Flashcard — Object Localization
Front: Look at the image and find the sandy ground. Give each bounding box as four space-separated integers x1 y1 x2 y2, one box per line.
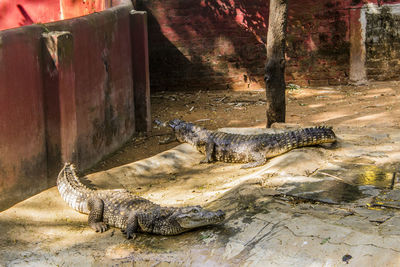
2 81 400 266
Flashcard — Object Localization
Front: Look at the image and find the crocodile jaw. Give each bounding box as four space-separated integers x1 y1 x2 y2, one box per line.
175 206 225 229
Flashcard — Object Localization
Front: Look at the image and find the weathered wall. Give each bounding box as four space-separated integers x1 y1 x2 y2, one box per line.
0 1 151 210
364 4 400 80
0 25 49 210
139 0 400 90
45 6 136 169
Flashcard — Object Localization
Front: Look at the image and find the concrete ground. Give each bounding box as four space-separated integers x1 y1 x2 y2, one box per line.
2 123 400 266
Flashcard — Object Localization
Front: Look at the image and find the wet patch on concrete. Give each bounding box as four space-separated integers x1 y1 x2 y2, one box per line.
278 179 365 204
315 162 398 188
278 163 400 204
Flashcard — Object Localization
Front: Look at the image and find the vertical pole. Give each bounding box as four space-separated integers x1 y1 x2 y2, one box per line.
265 0 288 128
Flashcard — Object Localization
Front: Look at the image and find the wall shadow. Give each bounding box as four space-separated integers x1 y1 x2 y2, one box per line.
137 0 268 91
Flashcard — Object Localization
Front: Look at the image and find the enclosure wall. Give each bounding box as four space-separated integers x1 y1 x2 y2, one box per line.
0 25 49 211
0 1 150 210
138 0 400 90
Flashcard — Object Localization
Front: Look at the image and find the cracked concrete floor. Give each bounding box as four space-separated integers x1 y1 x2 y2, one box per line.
1 125 400 266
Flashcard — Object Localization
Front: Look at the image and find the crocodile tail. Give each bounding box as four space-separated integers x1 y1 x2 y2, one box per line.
279 126 336 150
57 163 92 214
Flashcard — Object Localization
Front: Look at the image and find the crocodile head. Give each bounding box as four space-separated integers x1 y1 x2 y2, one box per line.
173 205 225 229
167 118 185 129
166 119 210 146
153 119 185 129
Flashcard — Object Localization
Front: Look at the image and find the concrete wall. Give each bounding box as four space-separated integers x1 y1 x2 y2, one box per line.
138 0 400 91
44 5 136 169
0 1 151 210
0 25 49 211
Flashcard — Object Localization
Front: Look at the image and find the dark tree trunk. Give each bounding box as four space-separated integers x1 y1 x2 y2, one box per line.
264 0 288 128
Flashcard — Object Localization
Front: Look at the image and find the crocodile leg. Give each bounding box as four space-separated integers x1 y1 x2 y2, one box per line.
124 212 139 239
200 139 215 163
87 197 108 233
240 153 267 169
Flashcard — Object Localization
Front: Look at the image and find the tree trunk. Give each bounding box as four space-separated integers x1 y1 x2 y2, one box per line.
264 0 288 128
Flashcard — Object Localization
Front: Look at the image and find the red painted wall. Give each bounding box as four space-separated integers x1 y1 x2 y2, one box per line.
139 0 400 90
62 0 108 20
0 0 60 30
0 1 150 210
52 6 135 168
0 25 48 210
0 0 108 31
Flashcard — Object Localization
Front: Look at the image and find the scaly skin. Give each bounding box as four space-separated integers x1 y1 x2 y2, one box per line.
157 119 337 168
57 163 225 238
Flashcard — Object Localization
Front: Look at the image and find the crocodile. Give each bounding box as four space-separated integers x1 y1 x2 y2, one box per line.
156 119 337 168
57 163 225 238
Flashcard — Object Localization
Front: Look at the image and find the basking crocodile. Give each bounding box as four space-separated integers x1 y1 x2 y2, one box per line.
156 119 337 168
57 163 225 238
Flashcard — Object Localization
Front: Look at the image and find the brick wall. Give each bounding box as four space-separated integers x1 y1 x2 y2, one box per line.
286 0 350 86
139 0 268 91
139 0 400 90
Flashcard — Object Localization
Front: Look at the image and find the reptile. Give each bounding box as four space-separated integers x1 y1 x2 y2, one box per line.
155 119 337 168
57 163 225 238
